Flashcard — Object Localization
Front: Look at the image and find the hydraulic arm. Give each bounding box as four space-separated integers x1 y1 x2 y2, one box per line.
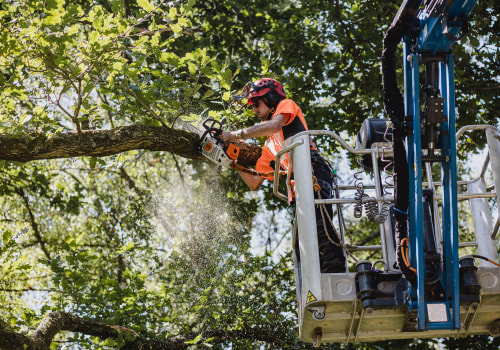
382 0 478 331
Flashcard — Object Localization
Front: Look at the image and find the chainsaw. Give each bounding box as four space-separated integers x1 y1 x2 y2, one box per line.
198 118 240 168
181 117 281 178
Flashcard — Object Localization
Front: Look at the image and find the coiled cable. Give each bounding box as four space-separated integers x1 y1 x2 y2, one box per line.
353 169 367 218
353 163 390 224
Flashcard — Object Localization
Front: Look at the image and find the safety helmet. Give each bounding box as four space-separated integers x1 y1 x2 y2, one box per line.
247 78 286 106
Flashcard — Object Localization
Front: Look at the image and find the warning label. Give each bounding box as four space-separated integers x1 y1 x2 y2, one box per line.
306 291 317 304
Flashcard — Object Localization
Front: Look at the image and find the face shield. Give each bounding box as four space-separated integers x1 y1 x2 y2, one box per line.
229 81 256 113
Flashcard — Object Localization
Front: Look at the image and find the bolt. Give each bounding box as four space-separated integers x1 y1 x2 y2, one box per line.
407 55 414 68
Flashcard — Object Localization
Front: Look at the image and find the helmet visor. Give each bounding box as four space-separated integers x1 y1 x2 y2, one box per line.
231 82 254 102
229 82 256 113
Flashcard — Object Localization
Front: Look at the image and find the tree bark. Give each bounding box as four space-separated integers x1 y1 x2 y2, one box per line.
0 311 282 350
0 329 32 350
0 125 261 166
0 311 122 350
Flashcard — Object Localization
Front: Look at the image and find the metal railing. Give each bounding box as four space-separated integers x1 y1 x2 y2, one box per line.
272 125 500 267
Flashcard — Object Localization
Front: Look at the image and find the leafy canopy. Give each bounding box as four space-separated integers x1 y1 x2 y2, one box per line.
0 0 499 349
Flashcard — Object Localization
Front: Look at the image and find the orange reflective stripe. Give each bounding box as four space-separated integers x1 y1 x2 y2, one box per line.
265 135 289 171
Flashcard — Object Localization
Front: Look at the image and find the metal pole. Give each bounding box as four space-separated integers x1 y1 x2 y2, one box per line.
441 54 460 329
409 49 426 331
371 146 390 268
291 134 322 313
468 178 499 265
486 127 500 232
425 162 443 256
403 39 424 328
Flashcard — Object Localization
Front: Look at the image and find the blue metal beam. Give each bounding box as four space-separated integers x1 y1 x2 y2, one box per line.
418 0 479 53
440 53 461 329
401 0 478 332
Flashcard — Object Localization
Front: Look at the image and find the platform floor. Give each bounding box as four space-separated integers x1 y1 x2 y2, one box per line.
300 267 500 343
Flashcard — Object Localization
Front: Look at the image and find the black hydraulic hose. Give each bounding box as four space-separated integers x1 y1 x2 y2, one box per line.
381 13 419 283
471 255 500 268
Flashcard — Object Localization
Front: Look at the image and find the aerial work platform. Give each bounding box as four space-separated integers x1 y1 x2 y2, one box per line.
269 0 500 346
307 268 500 343
274 128 500 345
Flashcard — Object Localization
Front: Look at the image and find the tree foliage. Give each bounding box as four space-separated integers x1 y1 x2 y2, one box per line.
0 0 499 349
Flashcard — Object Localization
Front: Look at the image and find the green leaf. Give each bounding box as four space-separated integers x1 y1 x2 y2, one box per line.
117 241 134 254
137 0 155 12
89 157 97 169
33 106 44 115
20 114 33 126
2 230 12 246
111 0 125 14
113 61 124 71
66 24 79 36
185 333 203 345
202 90 215 99
169 7 178 19
101 338 119 347
88 31 100 44
45 12 63 25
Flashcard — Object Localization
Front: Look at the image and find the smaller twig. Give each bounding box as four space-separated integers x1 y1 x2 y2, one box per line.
172 154 185 185
15 187 51 260
121 83 166 127
73 79 83 133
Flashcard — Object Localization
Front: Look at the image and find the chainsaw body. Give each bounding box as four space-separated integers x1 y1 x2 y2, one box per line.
199 119 239 168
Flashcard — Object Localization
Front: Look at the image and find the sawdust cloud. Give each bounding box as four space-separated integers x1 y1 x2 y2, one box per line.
149 165 245 273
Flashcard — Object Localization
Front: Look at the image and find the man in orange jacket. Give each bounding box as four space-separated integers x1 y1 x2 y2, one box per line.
221 78 346 273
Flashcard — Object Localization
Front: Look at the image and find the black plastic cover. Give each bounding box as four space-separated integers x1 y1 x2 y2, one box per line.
356 118 394 169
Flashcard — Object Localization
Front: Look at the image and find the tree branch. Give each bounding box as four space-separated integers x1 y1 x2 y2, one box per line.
0 311 124 350
0 311 283 350
15 187 51 260
0 125 261 166
33 311 123 349
120 83 167 127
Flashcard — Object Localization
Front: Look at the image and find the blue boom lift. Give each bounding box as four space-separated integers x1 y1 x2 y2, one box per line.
270 0 500 345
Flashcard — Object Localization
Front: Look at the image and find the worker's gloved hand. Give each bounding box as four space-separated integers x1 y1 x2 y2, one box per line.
220 131 236 143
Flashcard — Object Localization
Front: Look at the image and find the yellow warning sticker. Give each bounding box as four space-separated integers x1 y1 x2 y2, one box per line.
306 291 317 304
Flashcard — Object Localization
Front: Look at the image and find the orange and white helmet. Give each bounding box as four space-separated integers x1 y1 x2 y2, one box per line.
247 78 286 106
232 78 286 108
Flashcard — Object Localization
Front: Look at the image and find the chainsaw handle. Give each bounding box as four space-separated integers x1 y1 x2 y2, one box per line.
202 118 222 131
201 118 225 144
200 127 224 144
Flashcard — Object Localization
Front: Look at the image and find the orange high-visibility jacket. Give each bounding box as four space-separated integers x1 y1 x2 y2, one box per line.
255 99 314 180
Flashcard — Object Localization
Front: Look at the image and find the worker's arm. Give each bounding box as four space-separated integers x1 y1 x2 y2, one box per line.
221 114 288 143
238 170 266 191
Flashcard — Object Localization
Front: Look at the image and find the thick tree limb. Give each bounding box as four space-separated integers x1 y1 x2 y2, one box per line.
31 312 125 348
0 125 261 166
0 311 281 350
0 311 122 350
0 328 31 350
